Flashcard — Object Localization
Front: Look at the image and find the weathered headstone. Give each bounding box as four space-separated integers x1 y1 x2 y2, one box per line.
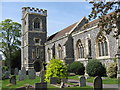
50 77 58 84
18 70 25 81
94 76 103 90
21 67 26 80
40 70 46 83
4 71 10 79
10 76 16 85
28 68 36 79
35 82 47 90
0 67 2 80
79 75 86 87
14 68 19 75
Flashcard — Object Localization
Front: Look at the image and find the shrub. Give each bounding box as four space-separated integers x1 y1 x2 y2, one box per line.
107 62 117 78
70 61 85 75
86 59 106 77
45 58 68 83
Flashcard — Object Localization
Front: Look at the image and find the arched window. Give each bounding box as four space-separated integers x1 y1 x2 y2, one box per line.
76 40 84 59
47 48 51 61
33 18 42 30
97 35 108 57
88 39 92 56
58 44 62 60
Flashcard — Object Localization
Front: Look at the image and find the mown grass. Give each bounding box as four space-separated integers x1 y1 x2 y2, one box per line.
2 75 58 89
68 75 119 84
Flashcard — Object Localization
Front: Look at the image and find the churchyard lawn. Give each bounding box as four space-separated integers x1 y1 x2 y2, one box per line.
68 75 119 84
2 75 57 89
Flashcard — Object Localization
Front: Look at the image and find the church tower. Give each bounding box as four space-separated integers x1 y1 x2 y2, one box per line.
21 7 47 71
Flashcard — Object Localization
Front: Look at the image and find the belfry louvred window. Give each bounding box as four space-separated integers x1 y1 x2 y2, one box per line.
33 18 41 29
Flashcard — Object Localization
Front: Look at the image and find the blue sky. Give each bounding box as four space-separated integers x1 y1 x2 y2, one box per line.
1 2 92 36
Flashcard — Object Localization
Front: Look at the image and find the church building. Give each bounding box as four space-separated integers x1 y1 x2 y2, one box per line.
21 7 118 70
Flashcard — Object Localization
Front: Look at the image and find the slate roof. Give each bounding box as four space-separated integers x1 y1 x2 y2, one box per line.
47 22 78 41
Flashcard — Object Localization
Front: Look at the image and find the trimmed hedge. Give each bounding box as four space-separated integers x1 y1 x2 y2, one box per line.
86 59 106 77
70 61 85 75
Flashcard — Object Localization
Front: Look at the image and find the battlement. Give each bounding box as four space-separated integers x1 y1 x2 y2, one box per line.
22 7 47 16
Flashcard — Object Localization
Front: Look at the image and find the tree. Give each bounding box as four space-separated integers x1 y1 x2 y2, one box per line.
86 1 120 78
87 1 120 51
45 58 68 83
0 19 21 71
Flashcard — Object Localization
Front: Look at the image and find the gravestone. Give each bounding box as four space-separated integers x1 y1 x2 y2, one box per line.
18 70 25 81
10 76 16 85
79 75 86 87
40 70 46 83
0 67 2 80
21 67 26 80
35 82 47 90
94 76 103 90
28 68 36 79
14 68 19 75
50 77 58 84
4 71 10 79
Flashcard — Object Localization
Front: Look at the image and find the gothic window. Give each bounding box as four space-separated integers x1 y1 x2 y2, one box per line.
76 39 84 59
58 44 63 60
36 47 39 58
97 35 108 57
33 18 42 30
47 48 51 61
88 39 92 56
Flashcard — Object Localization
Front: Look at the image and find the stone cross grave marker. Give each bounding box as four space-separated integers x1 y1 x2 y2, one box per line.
28 68 36 79
4 71 10 79
10 75 16 85
94 76 103 90
14 68 18 75
50 77 58 84
79 75 86 87
35 82 47 90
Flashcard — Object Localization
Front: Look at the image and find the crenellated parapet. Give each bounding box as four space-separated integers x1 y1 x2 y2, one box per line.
22 7 47 16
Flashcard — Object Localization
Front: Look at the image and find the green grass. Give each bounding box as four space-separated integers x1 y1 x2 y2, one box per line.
2 75 57 89
68 75 119 84
86 77 118 84
68 75 80 80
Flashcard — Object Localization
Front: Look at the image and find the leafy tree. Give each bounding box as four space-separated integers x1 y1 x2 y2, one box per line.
0 19 21 71
87 1 120 52
45 58 68 83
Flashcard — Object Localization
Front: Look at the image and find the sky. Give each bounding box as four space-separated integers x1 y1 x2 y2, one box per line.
1 2 92 36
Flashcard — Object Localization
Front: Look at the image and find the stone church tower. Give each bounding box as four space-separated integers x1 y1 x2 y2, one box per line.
21 7 47 71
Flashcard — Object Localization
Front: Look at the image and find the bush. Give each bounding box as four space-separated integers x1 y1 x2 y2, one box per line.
45 58 68 83
70 61 85 75
107 62 117 78
86 59 106 77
